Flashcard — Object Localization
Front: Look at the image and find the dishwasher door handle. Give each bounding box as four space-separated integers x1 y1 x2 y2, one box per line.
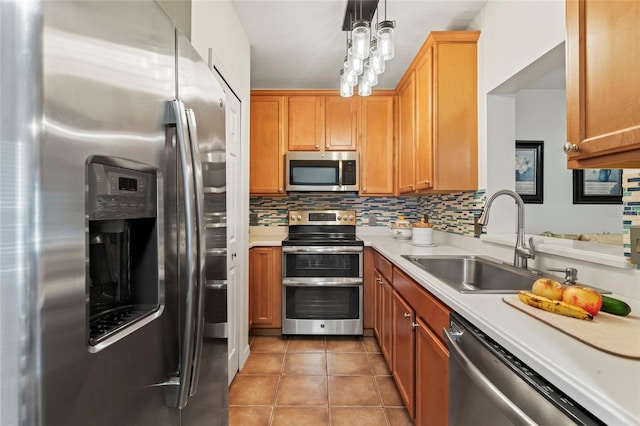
443 328 537 426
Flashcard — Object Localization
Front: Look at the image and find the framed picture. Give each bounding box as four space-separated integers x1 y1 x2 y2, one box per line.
573 169 623 204
515 141 544 204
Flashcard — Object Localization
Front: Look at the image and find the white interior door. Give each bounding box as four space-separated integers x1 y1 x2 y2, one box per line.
224 83 241 384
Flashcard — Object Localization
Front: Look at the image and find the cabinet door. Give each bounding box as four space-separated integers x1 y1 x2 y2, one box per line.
416 317 448 426
250 96 286 195
392 290 416 418
363 247 375 329
397 73 416 194
360 96 395 195
381 276 394 369
566 0 640 168
415 48 434 192
432 40 478 191
325 96 357 151
373 269 383 342
287 96 324 151
249 247 282 328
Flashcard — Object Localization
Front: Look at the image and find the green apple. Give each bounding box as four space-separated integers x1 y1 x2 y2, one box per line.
531 278 564 301
562 285 603 316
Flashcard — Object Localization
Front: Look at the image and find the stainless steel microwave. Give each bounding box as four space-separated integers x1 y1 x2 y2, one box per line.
285 151 359 192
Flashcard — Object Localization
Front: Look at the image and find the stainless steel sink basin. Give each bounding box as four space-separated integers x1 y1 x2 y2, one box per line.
401 255 541 293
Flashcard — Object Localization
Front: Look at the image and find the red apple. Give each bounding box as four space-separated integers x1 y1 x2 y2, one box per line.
562 285 603 316
531 278 564 300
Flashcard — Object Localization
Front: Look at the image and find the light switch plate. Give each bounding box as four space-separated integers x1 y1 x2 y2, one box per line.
631 226 640 265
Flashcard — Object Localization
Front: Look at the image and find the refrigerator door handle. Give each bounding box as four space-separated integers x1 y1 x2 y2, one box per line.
165 99 198 409
185 107 206 397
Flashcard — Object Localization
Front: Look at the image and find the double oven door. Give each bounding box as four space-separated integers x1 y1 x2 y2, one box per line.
282 246 363 335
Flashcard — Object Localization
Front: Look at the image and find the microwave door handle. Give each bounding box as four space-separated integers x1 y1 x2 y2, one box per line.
168 100 198 409
185 108 206 398
443 328 537 426
338 159 343 186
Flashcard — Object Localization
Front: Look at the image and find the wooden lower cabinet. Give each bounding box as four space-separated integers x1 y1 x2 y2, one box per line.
249 247 282 329
416 317 448 426
379 273 394 367
392 290 416 417
363 247 375 329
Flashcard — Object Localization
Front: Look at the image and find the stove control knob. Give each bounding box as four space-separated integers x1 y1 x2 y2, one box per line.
337 215 342 220
290 215 296 221
297 215 302 220
348 215 354 221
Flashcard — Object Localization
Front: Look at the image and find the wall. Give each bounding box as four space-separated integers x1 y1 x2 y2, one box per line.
624 172 640 268
157 0 191 39
515 89 623 234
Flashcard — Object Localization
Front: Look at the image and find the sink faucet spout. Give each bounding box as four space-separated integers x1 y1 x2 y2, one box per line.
478 189 535 269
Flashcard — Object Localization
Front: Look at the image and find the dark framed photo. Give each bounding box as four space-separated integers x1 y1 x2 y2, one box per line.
573 169 623 204
515 141 544 204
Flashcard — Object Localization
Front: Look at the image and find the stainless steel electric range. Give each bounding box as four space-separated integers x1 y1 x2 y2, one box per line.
281 210 364 336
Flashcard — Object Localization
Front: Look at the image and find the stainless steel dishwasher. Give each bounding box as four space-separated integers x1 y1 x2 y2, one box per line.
444 312 604 426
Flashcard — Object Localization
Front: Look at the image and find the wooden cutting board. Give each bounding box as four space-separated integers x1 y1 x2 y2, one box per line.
503 295 640 359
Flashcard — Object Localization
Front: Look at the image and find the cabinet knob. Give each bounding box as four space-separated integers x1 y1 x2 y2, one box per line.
325 145 330 149
409 184 414 189
425 180 431 186
314 144 319 149
362 187 367 193
403 312 411 318
563 142 579 154
278 187 284 193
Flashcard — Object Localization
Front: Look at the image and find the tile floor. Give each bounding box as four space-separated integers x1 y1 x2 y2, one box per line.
229 335 414 426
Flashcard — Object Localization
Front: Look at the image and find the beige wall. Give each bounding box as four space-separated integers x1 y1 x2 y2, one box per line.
157 0 192 39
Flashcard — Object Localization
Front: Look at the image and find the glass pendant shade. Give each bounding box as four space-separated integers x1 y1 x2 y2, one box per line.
345 69 358 86
348 53 364 76
358 78 372 96
376 20 396 61
370 39 385 74
340 70 354 97
351 20 370 60
363 61 378 86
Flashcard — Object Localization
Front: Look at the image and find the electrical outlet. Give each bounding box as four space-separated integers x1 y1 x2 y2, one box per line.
631 226 640 265
249 213 259 226
368 213 377 226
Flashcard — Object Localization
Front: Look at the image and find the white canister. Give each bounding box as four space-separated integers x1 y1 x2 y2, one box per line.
412 227 433 245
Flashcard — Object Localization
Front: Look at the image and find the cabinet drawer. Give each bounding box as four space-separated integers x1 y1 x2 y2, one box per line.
392 267 450 343
373 250 393 282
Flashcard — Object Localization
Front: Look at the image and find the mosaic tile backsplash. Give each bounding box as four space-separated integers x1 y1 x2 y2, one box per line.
250 190 486 236
623 171 640 269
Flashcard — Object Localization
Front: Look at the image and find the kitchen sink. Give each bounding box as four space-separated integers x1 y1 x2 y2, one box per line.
401 255 541 294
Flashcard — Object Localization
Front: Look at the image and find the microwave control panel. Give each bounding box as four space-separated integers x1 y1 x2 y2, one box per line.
342 160 357 185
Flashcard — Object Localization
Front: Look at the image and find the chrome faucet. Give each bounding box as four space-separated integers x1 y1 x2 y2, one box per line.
477 189 536 269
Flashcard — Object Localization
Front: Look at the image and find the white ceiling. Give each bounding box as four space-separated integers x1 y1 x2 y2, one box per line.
231 0 488 90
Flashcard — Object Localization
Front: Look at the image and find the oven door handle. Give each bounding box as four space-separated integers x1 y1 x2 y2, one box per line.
443 328 537 426
282 278 363 287
282 246 363 254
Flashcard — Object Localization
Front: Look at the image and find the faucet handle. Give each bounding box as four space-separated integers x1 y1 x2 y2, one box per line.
527 236 536 260
548 267 578 284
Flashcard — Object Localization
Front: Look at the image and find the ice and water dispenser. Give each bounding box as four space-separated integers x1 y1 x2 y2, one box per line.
86 161 159 347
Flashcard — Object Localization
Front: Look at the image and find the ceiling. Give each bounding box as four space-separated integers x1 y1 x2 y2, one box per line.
231 0 488 90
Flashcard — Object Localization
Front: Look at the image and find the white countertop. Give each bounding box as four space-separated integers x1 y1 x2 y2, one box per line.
360 234 640 425
248 227 640 424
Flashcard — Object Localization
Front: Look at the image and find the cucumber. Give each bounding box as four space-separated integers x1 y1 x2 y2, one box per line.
601 295 632 316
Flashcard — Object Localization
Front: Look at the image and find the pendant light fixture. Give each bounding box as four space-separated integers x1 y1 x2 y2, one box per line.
339 0 395 97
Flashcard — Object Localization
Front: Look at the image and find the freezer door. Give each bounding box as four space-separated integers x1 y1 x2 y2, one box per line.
37 2 179 425
175 31 229 426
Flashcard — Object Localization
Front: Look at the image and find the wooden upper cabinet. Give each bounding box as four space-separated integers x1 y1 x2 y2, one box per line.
565 0 640 168
325 96 357 151
396 31 479 195
287 96 324 151
250 95 286 195
397 73 416 194
415 49 434 192
359 95 395 195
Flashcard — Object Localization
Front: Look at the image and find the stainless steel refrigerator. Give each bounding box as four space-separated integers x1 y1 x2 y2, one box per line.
0 1 228 425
